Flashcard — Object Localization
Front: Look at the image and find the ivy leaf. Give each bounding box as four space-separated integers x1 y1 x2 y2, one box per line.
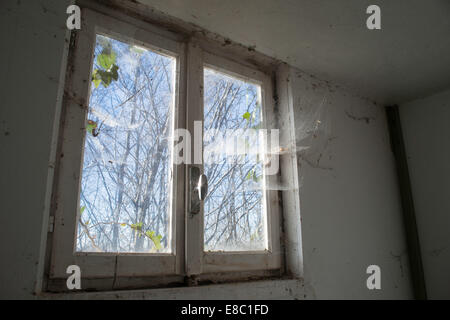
246 170 261 183
97 70 112 87
93 79 101 88
110 64 119 81
131 222 143 232
92 69 101 88
243 112 251 121
96 64 120 88
145 231 162 250
93 43 119 88
86 120 98 136
97 50 116 70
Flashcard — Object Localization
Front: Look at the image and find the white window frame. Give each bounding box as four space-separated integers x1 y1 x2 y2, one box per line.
185 47 282 275
48 4 284 292
49 9 186 290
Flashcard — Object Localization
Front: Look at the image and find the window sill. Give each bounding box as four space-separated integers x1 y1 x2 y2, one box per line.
39 278 304 300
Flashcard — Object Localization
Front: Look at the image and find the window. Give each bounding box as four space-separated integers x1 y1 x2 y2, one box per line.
48 7 282 291
203 67 266 252
77 34 175 254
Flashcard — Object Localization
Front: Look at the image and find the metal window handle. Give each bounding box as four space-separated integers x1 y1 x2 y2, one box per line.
198 174 208 201
189 167 208 214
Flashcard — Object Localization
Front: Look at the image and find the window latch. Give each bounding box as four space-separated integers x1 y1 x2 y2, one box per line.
198 173 208 201
189 166 208 214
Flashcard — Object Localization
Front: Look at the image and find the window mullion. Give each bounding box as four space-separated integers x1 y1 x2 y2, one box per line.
185 41 205 276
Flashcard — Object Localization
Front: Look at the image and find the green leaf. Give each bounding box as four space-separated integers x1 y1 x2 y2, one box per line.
130 222 143 232
80 206 86 215
246 170 261 182
242 112 251 121
97 50 116 70
131 223 143 237
110 64 119 81
96 64 120 88
97 70 112 87
152 238 162 250
93 79 101 88
93 43 120 89
145 231 162 250
92 70 102 88
86 120 97 136
252 170 262 182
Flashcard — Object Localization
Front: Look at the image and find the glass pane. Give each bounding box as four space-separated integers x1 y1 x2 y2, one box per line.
203 67 267 252
76 34 175 253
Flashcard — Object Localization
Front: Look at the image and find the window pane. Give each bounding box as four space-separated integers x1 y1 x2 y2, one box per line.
203 67 267 252
77 34 175 253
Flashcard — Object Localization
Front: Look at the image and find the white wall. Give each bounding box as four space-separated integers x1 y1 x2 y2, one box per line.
399 89 450 299
0 0 71 299
283 67 413 299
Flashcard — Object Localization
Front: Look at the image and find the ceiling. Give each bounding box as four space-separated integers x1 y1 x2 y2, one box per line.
138 0 450 105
